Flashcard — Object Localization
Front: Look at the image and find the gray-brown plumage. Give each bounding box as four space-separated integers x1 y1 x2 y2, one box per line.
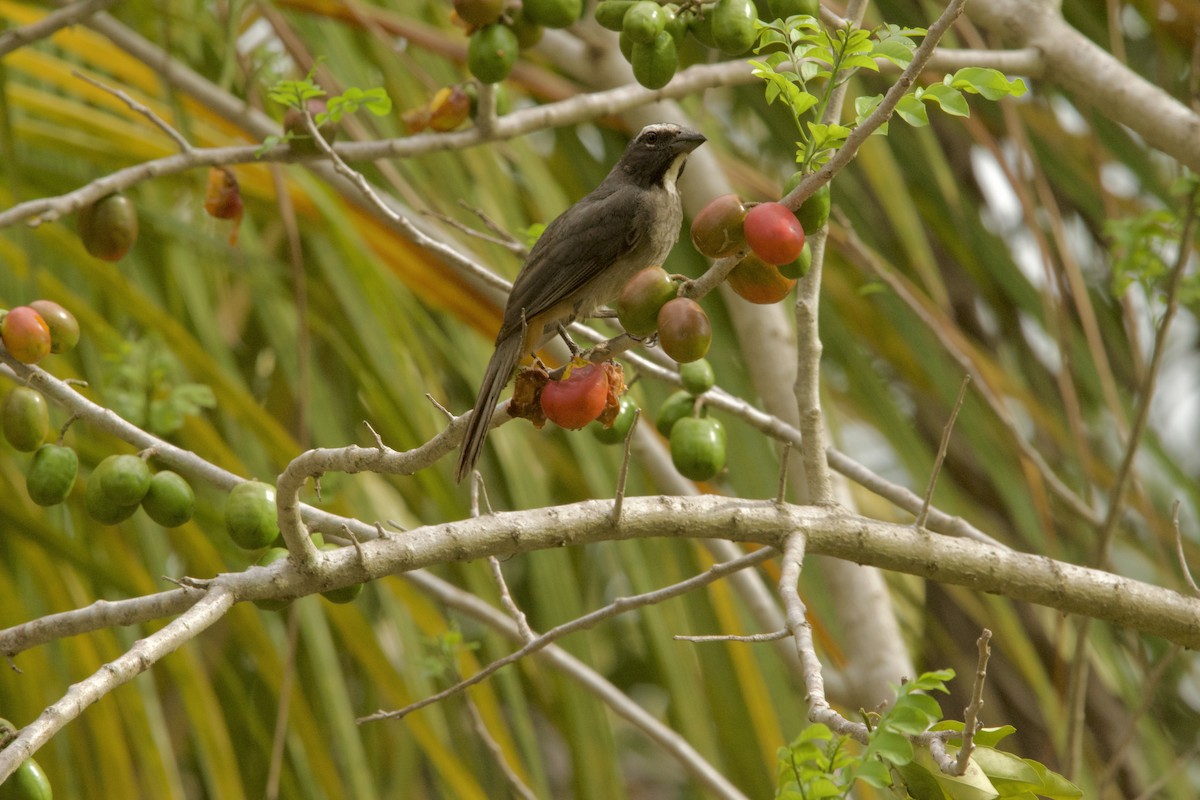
455 123 706 483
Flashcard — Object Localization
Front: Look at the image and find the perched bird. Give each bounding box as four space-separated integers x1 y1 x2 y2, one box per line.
455 123 706 483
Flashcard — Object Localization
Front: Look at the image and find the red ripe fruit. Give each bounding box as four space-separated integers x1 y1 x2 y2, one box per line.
204 167 245 246
743 202 806 265
541 363 608 429
1 306 52 364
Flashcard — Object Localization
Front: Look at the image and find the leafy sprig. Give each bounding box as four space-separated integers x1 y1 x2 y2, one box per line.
751 16 1027 173
259 68 392 153
773 669 1081 799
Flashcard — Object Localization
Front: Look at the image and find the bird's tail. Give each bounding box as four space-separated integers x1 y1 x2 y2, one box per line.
455 333 522 483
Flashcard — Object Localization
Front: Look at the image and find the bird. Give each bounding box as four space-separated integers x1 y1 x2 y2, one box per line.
455 122 707 483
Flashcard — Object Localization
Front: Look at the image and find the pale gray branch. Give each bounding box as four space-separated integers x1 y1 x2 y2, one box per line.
0 587 235 783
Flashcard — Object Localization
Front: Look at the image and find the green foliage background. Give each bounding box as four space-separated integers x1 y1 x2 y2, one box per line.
1 0 1198 797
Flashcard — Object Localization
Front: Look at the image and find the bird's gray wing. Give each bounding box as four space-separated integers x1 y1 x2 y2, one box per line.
497 183 645 340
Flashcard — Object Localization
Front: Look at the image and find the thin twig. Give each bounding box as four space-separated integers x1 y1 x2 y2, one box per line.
404 569 751 800
953 629 992 776
488 557 534 642
832 224 1102 527
457 199 528 252
72 70 194 153
0 0 118 57
775 442 791 505
1094 191 1199 566
424 208 526 254
675 630 789 644
610 409 641 526
359 546 774 724
1096 642 1182 790
1172 501 1199 597
917 375 971 530
463 696 538 800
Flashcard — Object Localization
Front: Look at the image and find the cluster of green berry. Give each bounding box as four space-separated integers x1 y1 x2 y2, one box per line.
598 0 820 89
458 0 581 83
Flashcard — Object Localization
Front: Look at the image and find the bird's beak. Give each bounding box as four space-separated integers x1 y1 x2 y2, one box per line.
672 130 707 154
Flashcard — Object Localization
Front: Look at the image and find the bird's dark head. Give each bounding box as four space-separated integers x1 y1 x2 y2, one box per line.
616 123 706 190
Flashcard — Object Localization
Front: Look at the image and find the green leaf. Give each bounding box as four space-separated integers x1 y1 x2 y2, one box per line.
806 777 844 798
902 670 955 694
970 748 1039 784
267 78 326 109
896 92 931 126
871 730 914 765
912 746 999 800
855 93 883 123
1021 760 1083 798
807 121 851 150
855 758 893 788
756 28 788 51
885 702 940 735
947 68 1028 100
795 723 834 743
841 53 880 71
972 726 1018 748
896 761 951 800
872 38 917 68
762 51 792 69
920 83 971 117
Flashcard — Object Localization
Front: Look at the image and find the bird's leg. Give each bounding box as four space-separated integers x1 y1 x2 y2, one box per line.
556 323 582 358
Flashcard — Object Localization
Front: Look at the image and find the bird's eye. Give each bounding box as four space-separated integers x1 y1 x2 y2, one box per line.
644 130 659 144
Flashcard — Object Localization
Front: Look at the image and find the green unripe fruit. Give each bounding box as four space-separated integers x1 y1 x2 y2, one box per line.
78 193 138 261
509 10 544 48
141 470 195 527
595 0 636 30
631 30 678 90
669 416 726 481
591 395 638 444
454 0 505 27
779 241 812 279
523 0 582 28
679 358 715 395
711 0 757 55
26 444 78 506
622 1 664 44
85 473 139 524
468 24 519 84
768 0 819 19
3 386 49 452
656 389 703 437
28 300 80 355
96 454 152 506
617 266 678 336
797 183 831 232
663 6 688 45
0 756 53 800
689 10 716 47
319 543 364 604
254 548 292 611
225 480 280 550
618 29 636 62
